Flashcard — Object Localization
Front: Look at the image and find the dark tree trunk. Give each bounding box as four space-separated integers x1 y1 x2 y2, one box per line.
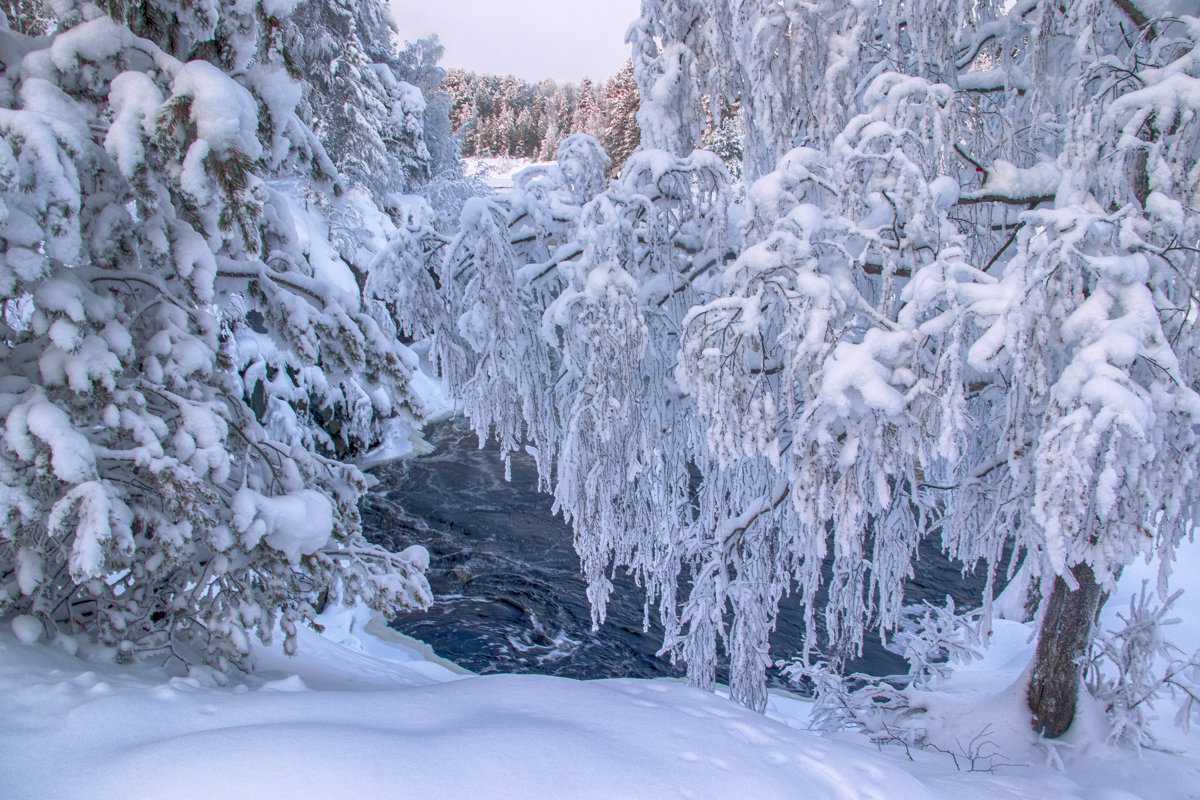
1027 562 1102 738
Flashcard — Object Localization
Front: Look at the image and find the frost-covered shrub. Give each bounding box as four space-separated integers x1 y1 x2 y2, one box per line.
892 598 987 687
0 1 434 669
1086 584 1200 750
784 659 920 743
783 598 984 740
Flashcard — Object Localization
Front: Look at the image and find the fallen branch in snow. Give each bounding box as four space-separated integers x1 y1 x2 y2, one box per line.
926 724 1018 773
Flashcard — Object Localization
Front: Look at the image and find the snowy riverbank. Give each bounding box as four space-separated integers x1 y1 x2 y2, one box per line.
3 555 1199 799
5 358 1198 798
6 351 1196 798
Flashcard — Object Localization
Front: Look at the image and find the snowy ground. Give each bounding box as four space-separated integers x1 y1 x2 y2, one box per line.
3 548 1200 799
463 156 546 192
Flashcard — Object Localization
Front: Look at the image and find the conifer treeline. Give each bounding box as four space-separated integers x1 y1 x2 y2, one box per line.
443 60 640 170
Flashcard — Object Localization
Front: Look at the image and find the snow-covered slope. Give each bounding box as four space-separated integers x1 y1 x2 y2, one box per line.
3 582 1198 800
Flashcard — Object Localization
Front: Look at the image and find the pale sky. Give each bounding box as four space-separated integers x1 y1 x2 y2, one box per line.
389 0 642 83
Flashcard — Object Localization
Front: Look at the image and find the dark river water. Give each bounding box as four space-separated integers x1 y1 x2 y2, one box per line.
361 418 985 687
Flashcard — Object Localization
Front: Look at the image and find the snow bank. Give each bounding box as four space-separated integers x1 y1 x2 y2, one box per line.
0 627 993 799
463 157 546 192
3 583 1199 799
356 338 453 468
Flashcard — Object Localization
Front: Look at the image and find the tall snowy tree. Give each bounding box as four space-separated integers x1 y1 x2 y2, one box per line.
428 132 743 699
643 0 1200 732
0 0 437 669
538 84 573 161
424 0 1200 738
603 60 640 175
284 0 431 199
952 0 1200 738
574 77 604 139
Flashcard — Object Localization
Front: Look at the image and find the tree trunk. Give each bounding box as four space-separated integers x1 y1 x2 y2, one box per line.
1027 562 1102 738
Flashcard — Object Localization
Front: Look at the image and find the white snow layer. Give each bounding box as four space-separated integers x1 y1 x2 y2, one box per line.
355 338 453 467
463 157 545 192
3 546 1200 800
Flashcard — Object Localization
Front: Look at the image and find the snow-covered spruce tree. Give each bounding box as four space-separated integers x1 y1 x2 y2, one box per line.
262 0 467 459
0 1 431 669
392 35 462 193
603 60 641 175
283 0 432 201
700 96 742 180
538 84 574 161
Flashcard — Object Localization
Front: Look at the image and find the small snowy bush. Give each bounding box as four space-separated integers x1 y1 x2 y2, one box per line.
783 599 984 743
1086 584 1200 750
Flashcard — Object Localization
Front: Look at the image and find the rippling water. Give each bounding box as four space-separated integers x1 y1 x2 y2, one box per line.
361 418 985 686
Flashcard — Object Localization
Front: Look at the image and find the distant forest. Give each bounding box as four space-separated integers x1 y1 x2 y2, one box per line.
443 62 641 171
